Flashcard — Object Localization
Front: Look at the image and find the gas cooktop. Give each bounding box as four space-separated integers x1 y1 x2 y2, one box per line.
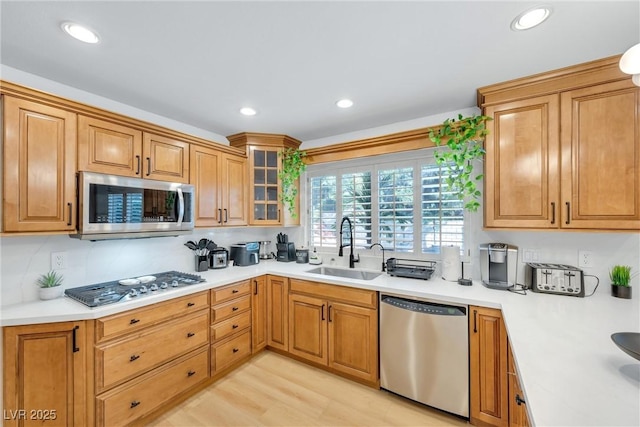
64 271 206 308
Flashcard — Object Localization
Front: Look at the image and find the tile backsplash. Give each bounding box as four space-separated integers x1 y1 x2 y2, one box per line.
0 227 303 306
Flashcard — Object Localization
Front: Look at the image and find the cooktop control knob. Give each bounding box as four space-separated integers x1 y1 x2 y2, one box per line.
171 280 179 287
129 289 139 297
139 285 148 293
160 282 169 289
149 283 159 291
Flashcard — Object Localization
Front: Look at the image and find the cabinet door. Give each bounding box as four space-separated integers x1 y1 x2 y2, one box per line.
78 115 143 177
142 133 189 183
266 275 289 351
328 302 377 383
508 343 530 427
190 144 222 227
3 321 88 427
470 306 508 427
249 147 281 225
484 95 560 228
560 80 640 230
222 153 248 226
251 276 267 352
288 293 327 365
3 97 77 232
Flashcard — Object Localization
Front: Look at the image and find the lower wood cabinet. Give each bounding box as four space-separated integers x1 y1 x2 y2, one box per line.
508 343 530 427
266 275 289 351
288 279 378 384
96 347 209 427
251 276 267 352
3 321 91 427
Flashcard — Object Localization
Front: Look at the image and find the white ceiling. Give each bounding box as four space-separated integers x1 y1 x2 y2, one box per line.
1 1 639 142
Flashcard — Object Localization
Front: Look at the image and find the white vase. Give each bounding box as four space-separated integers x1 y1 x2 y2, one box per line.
38 286 63 301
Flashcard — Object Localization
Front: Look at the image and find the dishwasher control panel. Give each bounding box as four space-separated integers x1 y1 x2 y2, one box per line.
381 295 466 316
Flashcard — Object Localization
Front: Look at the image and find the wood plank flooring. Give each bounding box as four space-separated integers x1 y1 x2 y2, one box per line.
146 351 468 427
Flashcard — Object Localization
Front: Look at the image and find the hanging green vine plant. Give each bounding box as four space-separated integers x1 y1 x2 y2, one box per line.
428 114 491 212
278 148 307 218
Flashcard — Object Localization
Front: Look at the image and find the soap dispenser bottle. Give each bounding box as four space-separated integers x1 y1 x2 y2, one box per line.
309 247 322 265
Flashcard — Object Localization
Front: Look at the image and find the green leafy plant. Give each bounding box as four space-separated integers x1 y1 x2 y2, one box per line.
428 114 491 212
610 265 632 287
278 148 307 218
36 271 64 288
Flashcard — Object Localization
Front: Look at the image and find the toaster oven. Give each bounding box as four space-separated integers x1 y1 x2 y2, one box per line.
525 263 585 297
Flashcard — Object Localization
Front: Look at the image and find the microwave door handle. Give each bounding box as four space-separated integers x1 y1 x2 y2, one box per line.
177 188 184 226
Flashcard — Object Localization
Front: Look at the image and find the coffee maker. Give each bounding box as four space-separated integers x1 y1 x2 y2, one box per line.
479 243 518 290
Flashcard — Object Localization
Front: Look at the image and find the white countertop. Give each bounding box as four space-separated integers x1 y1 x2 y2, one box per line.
2 260 639 426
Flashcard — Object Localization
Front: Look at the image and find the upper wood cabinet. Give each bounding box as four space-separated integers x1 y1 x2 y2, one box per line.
3 321 90 427
78 116 189 183
3 96 77 232
479 56 640 231
228 132 302 226
190 144 248 227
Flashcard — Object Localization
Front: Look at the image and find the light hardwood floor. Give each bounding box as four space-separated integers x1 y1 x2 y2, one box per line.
146 351 468 427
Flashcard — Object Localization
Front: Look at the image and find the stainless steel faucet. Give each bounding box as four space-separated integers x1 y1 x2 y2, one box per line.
338 217 360 268
369 243 386 272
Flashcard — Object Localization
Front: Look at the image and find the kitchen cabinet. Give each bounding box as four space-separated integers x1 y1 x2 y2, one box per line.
3 321 91 427
210 281 252 375
228 132 302 226
479 56 640 231
190 144 248 227
288 279 378 384
469 306 508 427
251 276 268 352
508 342 530 427
78 116 190 183
266 275 289 351
94 291 210 426
3 96 77 232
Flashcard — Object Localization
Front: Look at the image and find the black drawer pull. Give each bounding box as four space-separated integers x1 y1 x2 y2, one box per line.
130 401 140 409
187 302 195 307
233 348 239 353
187 332 195 338
232 289 239 294
187 370 196 377
129 318 140 325
232 307 239 311
129 355 140 362
232 324 239 329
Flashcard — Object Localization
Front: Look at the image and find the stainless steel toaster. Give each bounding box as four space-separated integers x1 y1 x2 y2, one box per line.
525 263 585 297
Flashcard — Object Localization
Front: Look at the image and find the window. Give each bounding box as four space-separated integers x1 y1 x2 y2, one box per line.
307 149 467 255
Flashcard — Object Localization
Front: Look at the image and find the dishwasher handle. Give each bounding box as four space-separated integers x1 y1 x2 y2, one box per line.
381 295 466 316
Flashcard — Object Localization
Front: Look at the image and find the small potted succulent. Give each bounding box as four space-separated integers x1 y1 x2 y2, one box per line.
36 271 64 300
610 265 633 299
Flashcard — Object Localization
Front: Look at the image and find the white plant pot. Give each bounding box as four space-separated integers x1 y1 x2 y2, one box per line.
38 286 63 301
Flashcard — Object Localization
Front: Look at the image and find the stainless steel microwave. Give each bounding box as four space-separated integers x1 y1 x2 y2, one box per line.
72 172 194 240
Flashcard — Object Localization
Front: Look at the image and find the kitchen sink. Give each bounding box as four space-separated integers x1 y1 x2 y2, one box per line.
305 266 382 281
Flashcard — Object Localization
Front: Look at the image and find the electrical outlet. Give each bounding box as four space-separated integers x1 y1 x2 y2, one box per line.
578 250 594 268
51 252 67 270
522 249 539 263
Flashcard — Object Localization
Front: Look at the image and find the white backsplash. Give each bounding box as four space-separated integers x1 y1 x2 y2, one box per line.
0 227 303 307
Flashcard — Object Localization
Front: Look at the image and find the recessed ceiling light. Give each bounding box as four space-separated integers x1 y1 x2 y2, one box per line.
336 99 354 109
61 22 100 44
511 6 552 31
240 107 257 116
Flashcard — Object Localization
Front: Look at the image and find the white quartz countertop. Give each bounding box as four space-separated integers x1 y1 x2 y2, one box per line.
2 260 639 426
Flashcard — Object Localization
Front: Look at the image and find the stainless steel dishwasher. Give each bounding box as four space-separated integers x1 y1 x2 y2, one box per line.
380 294 469 418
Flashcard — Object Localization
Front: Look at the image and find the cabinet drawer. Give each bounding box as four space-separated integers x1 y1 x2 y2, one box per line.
97 347 209 427
211 295 251 323
289 279 377 309
96 291 209 342
212 330 251 373
211 280 250 304
210 311 251 342
96 310 209 392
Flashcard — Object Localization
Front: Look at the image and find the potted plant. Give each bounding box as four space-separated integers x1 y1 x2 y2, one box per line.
36 271 64 300
610 265 633 299
428 114 491 212
278 148 307 218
